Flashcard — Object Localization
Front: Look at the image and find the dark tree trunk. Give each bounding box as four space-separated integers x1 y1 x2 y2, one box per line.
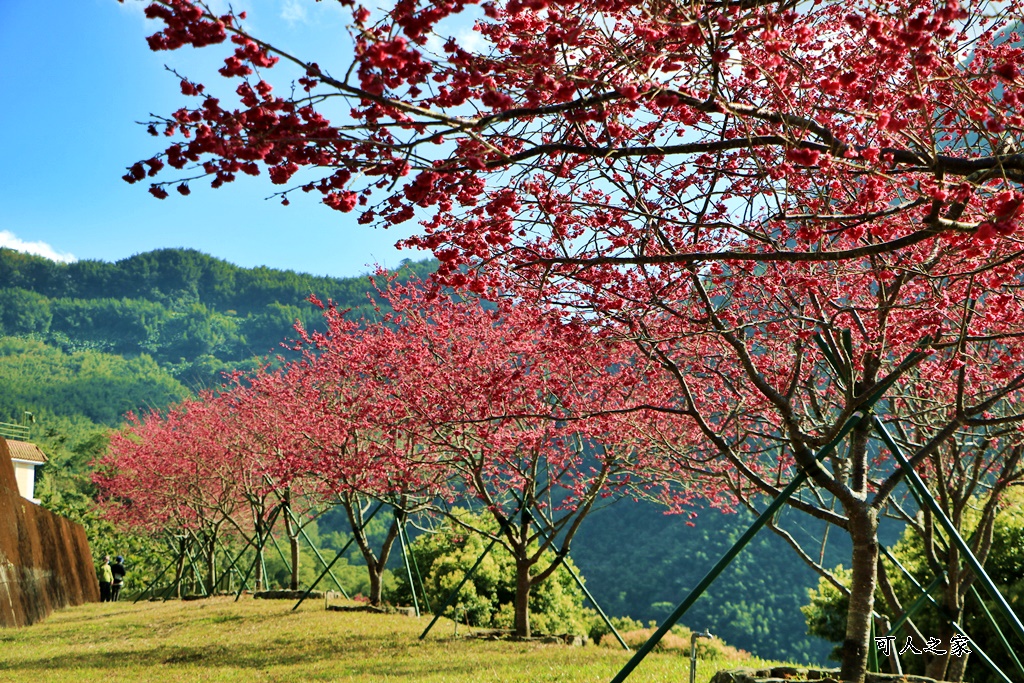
253 522 266 591
174 537 187 599
342 494 401 606
840 504 879 683
945 648 969 682
368 561 385 605
925 582 963 682
254 550 264 591
514 557 532 638
283 492 300 590
289 533 300 590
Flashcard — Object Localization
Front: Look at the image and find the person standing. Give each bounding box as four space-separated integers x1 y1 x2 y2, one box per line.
110 555 127 602
99 555 112 602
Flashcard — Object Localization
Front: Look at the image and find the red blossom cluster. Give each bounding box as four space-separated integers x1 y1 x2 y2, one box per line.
127 0 1024 261
143 0 228 50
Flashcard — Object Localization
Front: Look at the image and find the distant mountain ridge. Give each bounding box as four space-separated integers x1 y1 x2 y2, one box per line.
0 247 437 389
1 247 427 313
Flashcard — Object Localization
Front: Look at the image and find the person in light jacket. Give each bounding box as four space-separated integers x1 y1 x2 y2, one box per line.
99 555 112 602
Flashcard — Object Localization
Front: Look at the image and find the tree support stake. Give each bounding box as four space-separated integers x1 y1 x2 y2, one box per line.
234 504 283 602
879 544 1012 683
609 410 868 683
287 506 347 594
133 553 179 604
529 525 629 651
395 509 420 617
419 508 522 640
291 501 387 610
969 584 1024 680
874 418 1024 649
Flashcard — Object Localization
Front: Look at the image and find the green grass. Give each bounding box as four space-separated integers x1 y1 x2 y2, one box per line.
0 597 778 682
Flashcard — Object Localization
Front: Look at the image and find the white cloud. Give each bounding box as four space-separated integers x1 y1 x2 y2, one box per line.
425 20 490 58
280 0 308 25
0 231 77 263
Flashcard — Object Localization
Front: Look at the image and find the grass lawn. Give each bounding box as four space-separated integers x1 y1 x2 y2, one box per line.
0 596 780 682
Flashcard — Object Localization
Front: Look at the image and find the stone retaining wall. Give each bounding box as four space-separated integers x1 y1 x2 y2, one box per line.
0 438 99 627
711 667 948 683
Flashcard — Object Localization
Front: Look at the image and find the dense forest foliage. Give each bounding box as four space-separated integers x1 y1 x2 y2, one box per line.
0 338 190 426
0 247 841 663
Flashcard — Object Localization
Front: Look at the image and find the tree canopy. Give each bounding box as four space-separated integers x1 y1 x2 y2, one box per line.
122 2 1024 680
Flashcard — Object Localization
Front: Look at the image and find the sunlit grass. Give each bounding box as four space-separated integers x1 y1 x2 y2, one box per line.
0 597 778 682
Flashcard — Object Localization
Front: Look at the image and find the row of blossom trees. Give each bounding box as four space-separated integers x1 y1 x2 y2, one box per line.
96 278 707 636
96 267 1024 673
122 0 1024 679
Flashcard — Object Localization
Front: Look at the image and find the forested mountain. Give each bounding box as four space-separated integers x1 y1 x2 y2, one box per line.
0 247 837 664
0 247 437 389
0 337 189 426
0 247 428 316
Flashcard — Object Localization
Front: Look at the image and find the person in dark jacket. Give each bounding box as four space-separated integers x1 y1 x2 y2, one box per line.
110 555 127 602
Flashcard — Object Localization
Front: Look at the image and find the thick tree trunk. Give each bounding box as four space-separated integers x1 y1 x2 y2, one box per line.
840 505 879 683
289 533 300 590
514 558 532 638
368 561 385 606
254 552 264 591
925 603 964 681
254 527 265 591
925 541 964 682
283 490 300 590
342 495 401 606
945 649 968 682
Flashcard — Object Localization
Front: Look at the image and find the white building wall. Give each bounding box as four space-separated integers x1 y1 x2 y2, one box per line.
11 459 39 503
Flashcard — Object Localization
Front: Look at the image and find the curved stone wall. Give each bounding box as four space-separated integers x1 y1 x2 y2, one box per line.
0 438 99 627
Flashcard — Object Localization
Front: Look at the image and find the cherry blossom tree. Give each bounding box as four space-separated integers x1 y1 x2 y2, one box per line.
869 387 1024 682
618 252 1024 678
309 280 700 637
182 389 283 591
99 389 310 594
97 401 243 595
124 0 1024 678
212 377 333 593
235 354 435 606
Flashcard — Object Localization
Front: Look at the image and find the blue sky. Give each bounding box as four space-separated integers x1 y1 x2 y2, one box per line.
0 0 429 279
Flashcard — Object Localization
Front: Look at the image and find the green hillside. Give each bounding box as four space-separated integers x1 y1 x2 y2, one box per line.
572 502 853 664
0 337 189 426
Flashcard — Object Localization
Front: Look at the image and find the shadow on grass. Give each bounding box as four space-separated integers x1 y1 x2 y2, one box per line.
33 605 146 626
